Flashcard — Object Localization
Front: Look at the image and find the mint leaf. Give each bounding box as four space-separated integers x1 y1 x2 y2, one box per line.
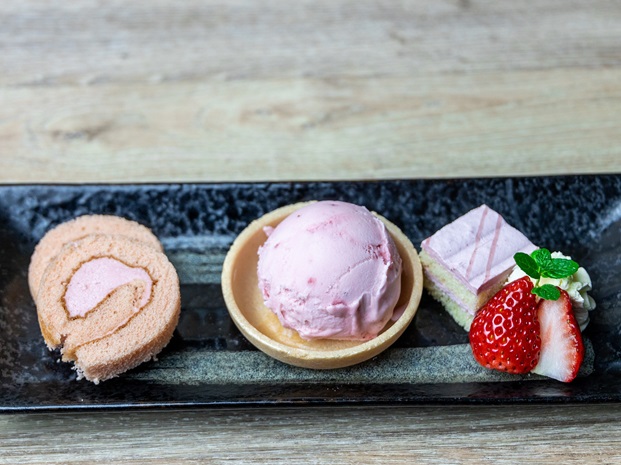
514 252 540 279
531 248 552 268
513 247 581 301
532 284 561 301
544 258 579 279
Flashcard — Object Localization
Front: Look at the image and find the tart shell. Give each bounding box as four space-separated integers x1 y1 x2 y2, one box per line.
221 202 424 369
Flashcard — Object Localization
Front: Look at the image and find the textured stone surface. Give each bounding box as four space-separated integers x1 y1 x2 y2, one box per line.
0 175 619 410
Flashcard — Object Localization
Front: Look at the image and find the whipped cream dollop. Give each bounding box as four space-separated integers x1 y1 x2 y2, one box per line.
508 251 595 330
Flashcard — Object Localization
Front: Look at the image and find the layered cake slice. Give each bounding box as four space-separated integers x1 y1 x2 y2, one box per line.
420 204 536 329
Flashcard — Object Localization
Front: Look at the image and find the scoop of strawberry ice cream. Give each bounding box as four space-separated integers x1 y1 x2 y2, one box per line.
257 201 402 341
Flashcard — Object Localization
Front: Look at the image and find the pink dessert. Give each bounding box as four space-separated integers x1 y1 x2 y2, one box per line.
419 204 536 329
35 233 180 383
64 257 153 318
257 201 402 341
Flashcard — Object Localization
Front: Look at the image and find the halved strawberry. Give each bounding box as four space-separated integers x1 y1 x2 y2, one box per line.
532 289 584 382
469 276 541 374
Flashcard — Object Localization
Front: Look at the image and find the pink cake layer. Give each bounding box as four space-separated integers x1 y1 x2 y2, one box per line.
421 204 536 295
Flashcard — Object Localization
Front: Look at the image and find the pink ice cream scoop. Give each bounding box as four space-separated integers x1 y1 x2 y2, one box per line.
257 201 403 341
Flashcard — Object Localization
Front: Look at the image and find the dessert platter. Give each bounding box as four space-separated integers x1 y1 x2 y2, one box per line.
0 175 620 411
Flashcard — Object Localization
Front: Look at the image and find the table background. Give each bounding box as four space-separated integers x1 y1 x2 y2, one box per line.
1 1 621 463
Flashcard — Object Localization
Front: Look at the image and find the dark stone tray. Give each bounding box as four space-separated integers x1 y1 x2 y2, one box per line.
1 175 620 411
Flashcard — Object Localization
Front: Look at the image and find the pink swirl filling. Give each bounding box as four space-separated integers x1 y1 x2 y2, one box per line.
64 257 152 318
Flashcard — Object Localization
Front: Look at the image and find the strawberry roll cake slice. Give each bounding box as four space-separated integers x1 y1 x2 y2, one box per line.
35 234 180 383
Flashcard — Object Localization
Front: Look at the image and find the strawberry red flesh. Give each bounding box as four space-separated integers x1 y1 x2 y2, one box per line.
469 276 541 374
532 289 584 382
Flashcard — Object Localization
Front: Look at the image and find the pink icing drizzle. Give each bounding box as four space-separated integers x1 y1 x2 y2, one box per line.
465 206 489 279
484 214 504 281
64 257 152 318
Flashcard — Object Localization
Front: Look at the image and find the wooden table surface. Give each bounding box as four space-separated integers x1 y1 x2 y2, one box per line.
1 1 621 463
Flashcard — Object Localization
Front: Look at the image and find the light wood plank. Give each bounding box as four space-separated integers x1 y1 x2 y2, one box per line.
1 0 620 86
2 405 621 464
1 69 620 182
1 0 620 181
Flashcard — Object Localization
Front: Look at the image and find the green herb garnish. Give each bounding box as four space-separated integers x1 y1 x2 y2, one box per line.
513 248 579 300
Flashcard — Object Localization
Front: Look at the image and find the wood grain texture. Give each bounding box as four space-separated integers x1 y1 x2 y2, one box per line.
2 1 621 463
2 405 621 464
2 0 621 84
0 0 620 182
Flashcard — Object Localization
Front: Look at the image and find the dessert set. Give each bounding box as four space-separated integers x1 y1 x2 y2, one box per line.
0 176 619 409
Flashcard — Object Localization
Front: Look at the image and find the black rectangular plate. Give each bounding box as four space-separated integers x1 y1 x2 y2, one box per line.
1 175 620 412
